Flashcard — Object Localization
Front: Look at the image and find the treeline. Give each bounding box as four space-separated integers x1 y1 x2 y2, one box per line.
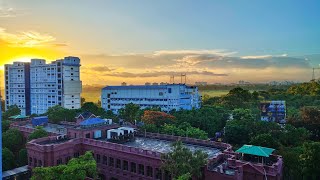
2 106 49 171
202 80 320 179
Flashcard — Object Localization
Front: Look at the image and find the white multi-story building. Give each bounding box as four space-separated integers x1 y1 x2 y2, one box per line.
5 57 82 115
101 84 201 114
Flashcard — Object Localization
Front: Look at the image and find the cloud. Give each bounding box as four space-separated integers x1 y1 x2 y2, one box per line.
79 50 314 85
0 27 67 48
0 7 18 17
102 70 227 78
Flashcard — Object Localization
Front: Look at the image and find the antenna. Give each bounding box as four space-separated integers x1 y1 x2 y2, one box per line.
180 73 186 84
170 75 175 84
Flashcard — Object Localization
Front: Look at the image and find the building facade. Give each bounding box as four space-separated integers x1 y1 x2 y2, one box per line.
5 57 82 115
101 84 201 114
10 115 283 180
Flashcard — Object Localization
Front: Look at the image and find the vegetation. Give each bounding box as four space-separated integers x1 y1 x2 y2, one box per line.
28 126 49 141
2 105 21 120
119 103 140 123
2 128 25 155
161 141 208 180
2 148 16 171
31 151 98 180
46 105 79 123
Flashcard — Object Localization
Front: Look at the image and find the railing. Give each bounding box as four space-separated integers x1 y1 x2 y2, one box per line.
81 138 162 159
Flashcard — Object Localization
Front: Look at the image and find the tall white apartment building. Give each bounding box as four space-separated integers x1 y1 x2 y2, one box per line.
5 57 82 115
101 84 201 114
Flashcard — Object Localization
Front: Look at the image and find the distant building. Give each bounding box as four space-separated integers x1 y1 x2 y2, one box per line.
195 82 208 86
5 57 82 115
260 101 286 123
101 84 201 114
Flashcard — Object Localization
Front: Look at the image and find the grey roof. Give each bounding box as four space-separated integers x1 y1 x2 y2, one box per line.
2 165 29 178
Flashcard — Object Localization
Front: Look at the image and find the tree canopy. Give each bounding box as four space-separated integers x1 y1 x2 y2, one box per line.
161 141 208 179
119 103 140 123
46 105 79 123
2 105 21 120
28 126 49 141
2 148 15 171
2 128 25 155
31 151 98 180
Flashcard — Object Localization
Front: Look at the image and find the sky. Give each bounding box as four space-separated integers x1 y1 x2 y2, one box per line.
1 0 320 85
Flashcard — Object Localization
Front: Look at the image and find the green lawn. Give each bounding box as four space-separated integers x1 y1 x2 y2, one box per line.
199 90 229 97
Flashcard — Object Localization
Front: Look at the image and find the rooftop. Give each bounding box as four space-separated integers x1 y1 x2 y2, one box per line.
102 84 192 90
122 137 220 158
236 145 275 157
24 123 68 135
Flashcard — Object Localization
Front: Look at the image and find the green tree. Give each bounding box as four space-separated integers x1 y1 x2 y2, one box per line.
173 106 229 136
81 102 105 116
119 103 140 123
279 147 303 180
250 133 280 149
232 108 255 122
299 142 320 180
46 105 78 123
225 120 251 145
81 97 86 107
2 120 11 132
161 141 208 179
31 151 98 180
3 128 25 154
2 105 21 120
176 173 192 180
28 126 49 141
18 148 28 166
2 148 15 171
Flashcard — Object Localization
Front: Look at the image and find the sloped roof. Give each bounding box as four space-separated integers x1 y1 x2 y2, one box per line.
236 145 275 157
76 111 96 119
9 115 29 119
80 118 105 126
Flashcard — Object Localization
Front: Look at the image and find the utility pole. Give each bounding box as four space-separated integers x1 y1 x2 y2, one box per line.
170 75 175 84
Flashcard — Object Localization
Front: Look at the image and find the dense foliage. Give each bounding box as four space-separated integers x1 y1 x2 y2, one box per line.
28 126 49 141
2 148 15 171
161 141 208 179
31 151 98 180
2 105 21 120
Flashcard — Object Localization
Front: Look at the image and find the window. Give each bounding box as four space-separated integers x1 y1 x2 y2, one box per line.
109 157 114 167
66 156 71 163
147 166 153 177
96 154 101 163
29 157 32 165
38 160 42 167
168 88 172 93
116 159 121 169
57 159 62 165
138 164 144 175
123 160 128 171
155 168 162 180
103 156 108 165
74 152 80 158
131 162 136 173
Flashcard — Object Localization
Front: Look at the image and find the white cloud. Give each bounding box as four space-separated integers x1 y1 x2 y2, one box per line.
0 27 56 47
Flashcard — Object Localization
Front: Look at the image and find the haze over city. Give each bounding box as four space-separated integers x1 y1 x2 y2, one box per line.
1 0 320 85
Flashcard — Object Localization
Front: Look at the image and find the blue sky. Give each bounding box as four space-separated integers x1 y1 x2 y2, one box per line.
1 0 320 84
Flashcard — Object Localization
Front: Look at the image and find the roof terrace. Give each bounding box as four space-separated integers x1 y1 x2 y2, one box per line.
123 137 221 159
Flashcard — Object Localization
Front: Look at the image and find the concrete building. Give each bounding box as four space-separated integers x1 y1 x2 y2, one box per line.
11 117 283 180
101 84 201 114
4 57 82 115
